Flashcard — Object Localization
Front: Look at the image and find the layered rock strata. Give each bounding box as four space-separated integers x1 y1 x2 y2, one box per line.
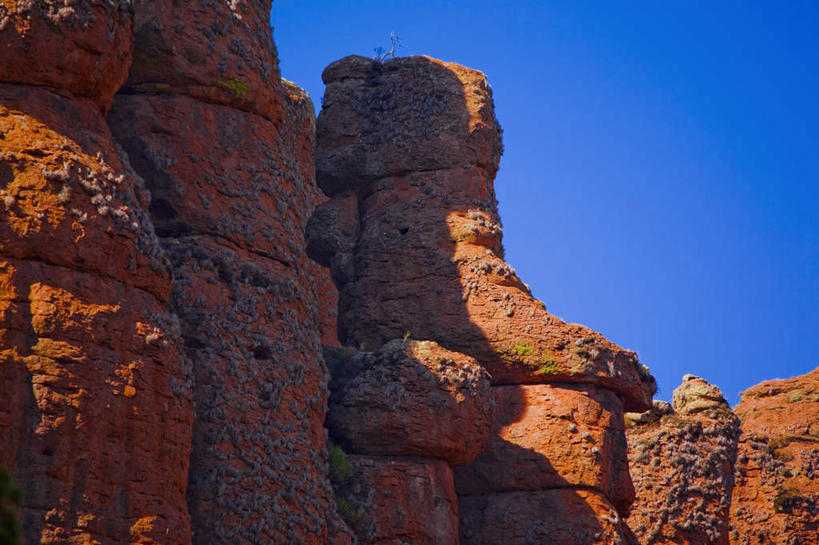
0 4 194 544
106 3 345 544
312 54 656 544
729 368 819 545
626 376 740 545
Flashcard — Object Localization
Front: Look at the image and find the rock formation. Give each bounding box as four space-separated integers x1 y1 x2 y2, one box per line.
2 4 817 545
105 3 345 544
0 3 193 544
626 376 740 545
311 54 656 545
729 368 819 545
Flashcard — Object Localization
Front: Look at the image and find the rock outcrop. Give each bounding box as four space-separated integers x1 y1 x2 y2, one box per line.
105 3 344 544
313 56 654 410
336 456 459 545
729 367 819 545
0 4 193 544
326 340 493 467
4 5 816 544
626 376 740 545
312 54 656 545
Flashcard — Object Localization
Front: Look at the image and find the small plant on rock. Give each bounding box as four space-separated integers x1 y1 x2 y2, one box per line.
327 441 359 526
374 32 402 62
0 467 21 545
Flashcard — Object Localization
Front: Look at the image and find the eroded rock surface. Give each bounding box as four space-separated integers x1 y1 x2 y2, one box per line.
122 0 283 122
456 383 634 514
326 339 493 467
334 455 459 545
626 376 740 545
313 55 655 411
0 0 134 110
729 368 819 545
313 54 654 545
0 9 194 543
459 489 634 545
106 4 344 544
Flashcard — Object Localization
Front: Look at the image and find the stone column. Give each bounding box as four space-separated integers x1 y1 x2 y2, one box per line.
0 3 193 544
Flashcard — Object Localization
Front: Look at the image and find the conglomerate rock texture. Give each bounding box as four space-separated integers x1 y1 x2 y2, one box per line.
0 3 193 544
626 376 740 545
311 54 657 545
2 5 817 544
313 56 655 411
326 339 493 467
729 368 819 545
106 3 345 544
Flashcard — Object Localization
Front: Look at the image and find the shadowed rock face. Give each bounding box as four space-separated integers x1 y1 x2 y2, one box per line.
313 55 655 412
626 376 740 545
459 489 634 545
106 7 347 543
313 54 655 545
0 7 194 544
729 368 819 545
336 456 459 545
455 383 635 514
326 340 493 467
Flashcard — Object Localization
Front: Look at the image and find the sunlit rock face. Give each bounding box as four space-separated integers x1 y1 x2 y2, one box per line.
0 4 194 543
313 54 657 545
729 367 819 545
626 376 740 545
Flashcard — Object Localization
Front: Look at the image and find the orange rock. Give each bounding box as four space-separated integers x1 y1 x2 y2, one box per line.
336 455 459 545
121 0 283 123
108 49 341 542
0 82 192 545
626 377 740 545
326 339 493 467
459 488 635 545
312 55 655 412
314 54 653 544
729 367 819 545
0 86 170 298
0 0 134 111
455 383 634 514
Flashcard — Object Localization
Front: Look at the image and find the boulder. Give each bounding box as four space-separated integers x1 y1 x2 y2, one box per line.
326 339 493 467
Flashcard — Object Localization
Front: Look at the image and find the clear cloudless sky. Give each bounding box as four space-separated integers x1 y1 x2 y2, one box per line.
270 1 819 404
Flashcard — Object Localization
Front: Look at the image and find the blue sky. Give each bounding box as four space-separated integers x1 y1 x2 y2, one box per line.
271 1 819 404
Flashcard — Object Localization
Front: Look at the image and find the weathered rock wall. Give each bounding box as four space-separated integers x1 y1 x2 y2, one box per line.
626 376 740 545
106 3 345 544
729 367 819 545
312 54 656 545
4 6 817 544
0 3 194 544
626 369 819 545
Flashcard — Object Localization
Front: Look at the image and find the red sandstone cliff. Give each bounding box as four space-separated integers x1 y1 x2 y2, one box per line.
625 369 819 545
1 1 346 544
105 3 346 544
626 376 740 545
310 55 657 545
2 4 817 545
0 3 193 544
729 368 819 545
